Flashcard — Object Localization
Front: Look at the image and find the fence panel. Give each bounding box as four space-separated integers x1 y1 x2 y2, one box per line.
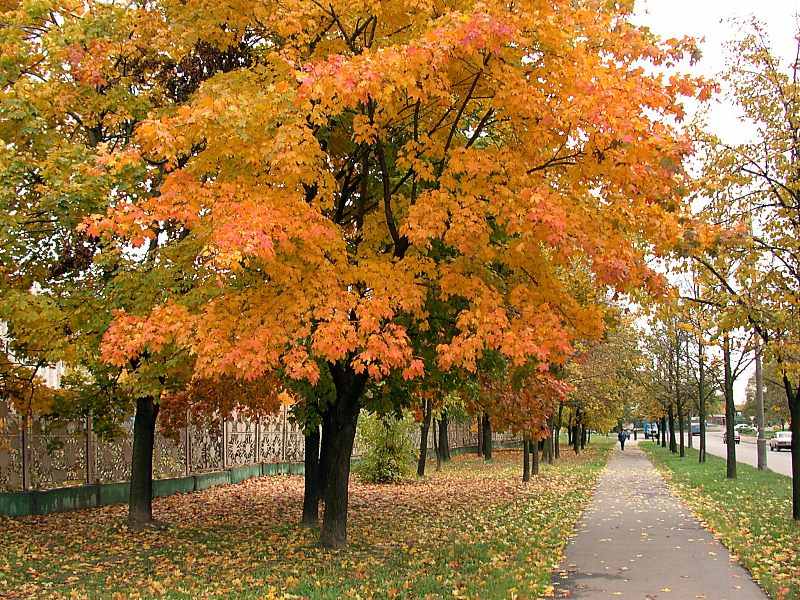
0 399 502 493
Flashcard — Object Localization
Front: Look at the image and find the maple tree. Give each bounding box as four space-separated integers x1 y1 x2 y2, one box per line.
70 0 710 547
0 0 285 527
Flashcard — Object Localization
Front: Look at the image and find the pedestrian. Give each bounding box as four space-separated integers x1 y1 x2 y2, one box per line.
618 429 627 451
633 429 637 441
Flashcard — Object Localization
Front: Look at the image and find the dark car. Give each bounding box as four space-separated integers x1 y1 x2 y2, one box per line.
723 431 741 445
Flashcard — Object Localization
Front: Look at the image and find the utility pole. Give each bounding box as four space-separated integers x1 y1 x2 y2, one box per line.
756 337 767 471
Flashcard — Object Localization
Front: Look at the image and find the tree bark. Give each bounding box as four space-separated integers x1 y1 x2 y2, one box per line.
723 333 737 480
572 412 580 455
417 399 433 477
128 396 159 529
482 412 492 460
477 414 484 456
668 404 677 454
433 417 442 472
531 437 539 475
555 402 563 459
660 416 667 448
522 436 531 482
301 425 321 526
782 373 800 520
319 365 364 549
755 340 766 470
580 424 587 450
438 411 450 461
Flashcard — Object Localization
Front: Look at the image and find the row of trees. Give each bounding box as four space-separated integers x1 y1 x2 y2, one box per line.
5 0 797 546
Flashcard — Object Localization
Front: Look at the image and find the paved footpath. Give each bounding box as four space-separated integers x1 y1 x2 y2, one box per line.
553 442 766 600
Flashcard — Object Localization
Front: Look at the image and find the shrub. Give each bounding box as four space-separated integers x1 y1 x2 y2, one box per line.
354 412 417 484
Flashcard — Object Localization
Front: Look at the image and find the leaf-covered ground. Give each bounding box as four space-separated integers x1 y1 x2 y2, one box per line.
643 442 800 600
0 443 611 599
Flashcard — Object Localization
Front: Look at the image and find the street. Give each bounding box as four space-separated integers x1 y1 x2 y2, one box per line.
701 431 793 477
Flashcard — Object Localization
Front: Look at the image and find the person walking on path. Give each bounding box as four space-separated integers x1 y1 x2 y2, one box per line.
618 429 627 450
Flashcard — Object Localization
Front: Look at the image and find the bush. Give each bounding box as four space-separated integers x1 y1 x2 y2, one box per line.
354 412 417 484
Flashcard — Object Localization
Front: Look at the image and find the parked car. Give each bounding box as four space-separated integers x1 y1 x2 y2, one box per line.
769 431 792 452
691 422 701 435
734 423 753 432
723 431 741 445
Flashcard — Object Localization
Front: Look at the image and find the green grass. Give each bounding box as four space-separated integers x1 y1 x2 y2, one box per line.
0 440 612 599
642 442 800 600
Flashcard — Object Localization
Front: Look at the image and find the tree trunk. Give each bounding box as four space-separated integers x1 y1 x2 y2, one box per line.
438 411 450 461
433 417 442 472
531 437 539 475
782 374 800 520
547 417 555 464
580 424 587 450
555 403 563 459
477 414 484 456
660 416 667 448
677 398 685 458
301 425 321 526
482 412 492 461
128 396 159 529
319 365 364 549
417 399 433 477
522 436 530 482
723 333 736 480
756 341 766 471
698 340 707 463
668 404 677 454
687 405 693 450
572 414 580 455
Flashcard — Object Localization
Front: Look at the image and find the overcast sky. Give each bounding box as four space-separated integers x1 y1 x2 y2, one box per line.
633 1 798 406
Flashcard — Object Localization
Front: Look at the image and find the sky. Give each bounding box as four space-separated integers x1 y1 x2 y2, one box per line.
633 1 799 406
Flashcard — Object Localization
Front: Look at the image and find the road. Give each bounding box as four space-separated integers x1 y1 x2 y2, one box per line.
700 431 793 477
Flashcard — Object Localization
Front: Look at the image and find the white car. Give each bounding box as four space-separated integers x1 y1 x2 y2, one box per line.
769 431 792 452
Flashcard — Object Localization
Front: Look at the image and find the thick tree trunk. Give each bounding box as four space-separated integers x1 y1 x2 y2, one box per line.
319 365 364 549
482 413 492 460
531 438 539 475
438 411 450 461
660 416 667 448
301 425 321 526
522 436 531 482
782 374 800 520
668 404 677 454
128 396 159 529
723 334 736 479
572 422 580 454
580 424 587 450
417 399 433 477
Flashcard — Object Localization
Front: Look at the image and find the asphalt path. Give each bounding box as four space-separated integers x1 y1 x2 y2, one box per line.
553 445 766 599
695 431 793 477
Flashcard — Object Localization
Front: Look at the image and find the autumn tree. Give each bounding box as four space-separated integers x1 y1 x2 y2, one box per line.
687 21 800 514
44 0 712 547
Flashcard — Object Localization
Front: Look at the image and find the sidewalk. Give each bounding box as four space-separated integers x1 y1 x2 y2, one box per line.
552 442 766 599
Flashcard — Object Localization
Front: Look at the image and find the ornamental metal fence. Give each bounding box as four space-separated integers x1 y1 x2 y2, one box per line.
0 401 511 493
